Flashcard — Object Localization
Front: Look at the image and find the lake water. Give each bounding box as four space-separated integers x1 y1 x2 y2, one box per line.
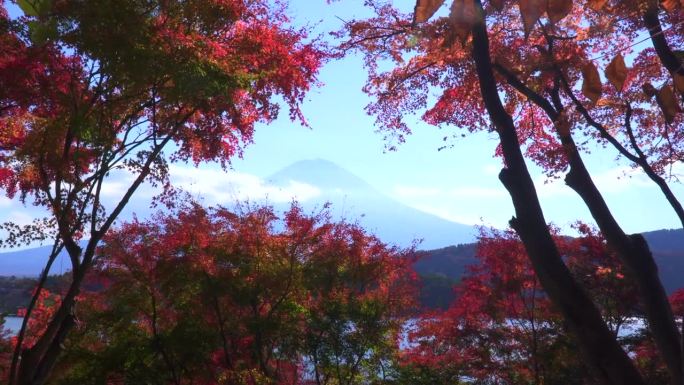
0 316 649 341
3 316 23 335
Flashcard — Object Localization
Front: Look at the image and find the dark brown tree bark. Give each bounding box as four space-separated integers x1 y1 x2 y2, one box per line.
495 30 683 384
469 2 646 383
548 80 683 384
13 132 173 385
643 6 684 103
559 129 683 385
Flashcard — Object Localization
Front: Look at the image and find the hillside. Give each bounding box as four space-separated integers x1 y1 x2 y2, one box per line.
414 229 684 308
0 245 73 277
642 229 684 293
0 229 682 313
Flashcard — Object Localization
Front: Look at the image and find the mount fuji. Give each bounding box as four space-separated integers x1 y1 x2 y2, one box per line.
265 159 476 249
0 159 476 276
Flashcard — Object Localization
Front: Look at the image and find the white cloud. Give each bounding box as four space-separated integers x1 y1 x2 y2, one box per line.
5 210 34 226
169 165 321 204
483 164 501 176
591 166 652 192
394 185 505 199
391 184 510 227
534 176 573 198
393 186 441 198
411 203 506 228
100 179 134 198
448 186 506 198
533 166 655 198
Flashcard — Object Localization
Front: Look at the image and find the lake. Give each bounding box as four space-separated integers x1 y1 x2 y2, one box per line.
0 316 649 341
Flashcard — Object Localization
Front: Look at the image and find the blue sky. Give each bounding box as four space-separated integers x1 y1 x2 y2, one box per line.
1 0 683 251
225 0 684 233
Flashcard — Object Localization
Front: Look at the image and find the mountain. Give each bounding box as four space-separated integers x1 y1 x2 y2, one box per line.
0 244 75 277
414 243 478 278
413 244 477 309
6 161 681 287
642 229 684 293
269 159 373 192
266 159 476 250
0 160 476 276
414 228 684 300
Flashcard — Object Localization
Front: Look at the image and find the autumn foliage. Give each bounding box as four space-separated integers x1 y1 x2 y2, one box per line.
43 204 418 384
401 227 650 384
0 0 324 382
341 0 684 384
2 0 684 384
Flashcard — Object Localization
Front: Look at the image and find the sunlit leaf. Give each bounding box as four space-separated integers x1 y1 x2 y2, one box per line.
657 86 682 123
554 108 572 137
17 0 39 16
17 0 51 17
27 20 58 45
414 0 446 23
581 62 602 103
490 0 505 10
495 55 521 75
449 0 477 45
587 0 607 10
605 54 627 92
674 73 684 93
643 82 658 98
519 0 545 36
661 0 680 12
547 0 573 24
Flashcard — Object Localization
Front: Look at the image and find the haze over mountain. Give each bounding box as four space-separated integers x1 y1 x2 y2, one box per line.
5 159 681 287
0 159 477 276
0 245 73 277
416 229 684 295
266 159 476 249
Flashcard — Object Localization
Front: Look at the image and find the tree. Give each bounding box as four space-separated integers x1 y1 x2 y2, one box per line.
0 317 12 382
339 1 684 383
403 227 645 385
47 203 418 384
0 1 323 383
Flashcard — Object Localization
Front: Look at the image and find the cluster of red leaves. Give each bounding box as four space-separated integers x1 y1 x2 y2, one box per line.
402 226 642 383
0 0 324 203
342 0 684 175
670 288 684 316
12 290 62 350
0 289 62 382
49 203 417 384
0 4 324 378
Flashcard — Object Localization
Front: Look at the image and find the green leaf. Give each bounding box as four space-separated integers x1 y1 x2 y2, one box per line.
17 0 39 17
17 0 51 17
406 33 420 49
28 19 57 45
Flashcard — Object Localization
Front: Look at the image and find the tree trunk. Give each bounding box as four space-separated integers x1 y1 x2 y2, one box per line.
15 242 96 385
469 2 646 383
643 6 684 102
561 140 683 385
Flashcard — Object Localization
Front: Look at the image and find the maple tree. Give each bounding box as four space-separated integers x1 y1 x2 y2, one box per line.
0 319 11 382
402 228 650 385
42 203 417 384
0 0 323 383
339 0 684 384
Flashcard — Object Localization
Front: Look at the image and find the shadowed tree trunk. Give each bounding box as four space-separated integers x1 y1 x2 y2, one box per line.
469 1 646 383
493 32 683 384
